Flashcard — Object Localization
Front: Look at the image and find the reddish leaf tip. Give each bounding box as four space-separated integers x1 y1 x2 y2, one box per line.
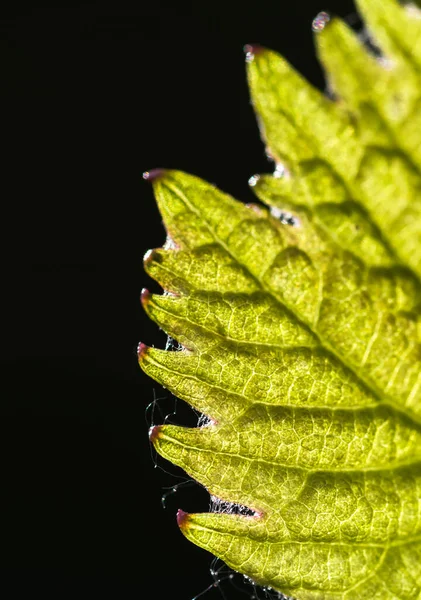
140 288 151 307
137 342 149 360
148 425 162 443
244 43 263 55
142 168 166 182
244 44 264 62
176 509 190 529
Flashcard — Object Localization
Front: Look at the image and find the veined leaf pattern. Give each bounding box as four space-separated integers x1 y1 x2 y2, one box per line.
139 1 421 597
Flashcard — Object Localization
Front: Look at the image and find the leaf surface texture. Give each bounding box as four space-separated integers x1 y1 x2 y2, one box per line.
140 1 421 597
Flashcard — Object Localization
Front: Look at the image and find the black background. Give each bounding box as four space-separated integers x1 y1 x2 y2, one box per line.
1 1 356 598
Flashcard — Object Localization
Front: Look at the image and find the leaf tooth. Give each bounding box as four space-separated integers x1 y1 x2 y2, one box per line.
151 423 421 545
160 420 421 544
152 405 421 473
144 245 260 296
143 248 191 295
139 346 250 421
177 512 388 597
136 341 149 360
140 287 151 306
316 15 421 177
148 424 162 444
142 168 166 182
176 508 190 530
151 172 216 250
316 16 420 130
144 341 379 411
144 290 318 351
246 47 362 179
243 43 265 62
150 169 282 260
247 41 421 278
152 423 304 512
356 0 421 72
316 16 380 93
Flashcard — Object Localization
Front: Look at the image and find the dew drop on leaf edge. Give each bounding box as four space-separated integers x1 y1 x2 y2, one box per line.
312 11 330 32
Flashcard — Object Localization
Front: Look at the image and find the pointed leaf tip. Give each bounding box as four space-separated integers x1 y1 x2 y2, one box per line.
142 169 166 182
148 425 162 443
176 509 190 529
140 287 151 307
137 341 149 359
244 44 265 62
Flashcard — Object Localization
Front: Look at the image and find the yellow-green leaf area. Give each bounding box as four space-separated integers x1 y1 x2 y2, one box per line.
140 1 421 597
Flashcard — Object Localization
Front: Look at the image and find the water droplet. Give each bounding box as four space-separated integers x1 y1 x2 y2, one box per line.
244 44 255 62
163 235 177 250
243 44 263 63
378 56 394 70
142 168 165 181
406 4 421 19
273 163 287 179
312 11 330 32
143 248 154 263
271 207 300 227
248 174 260 187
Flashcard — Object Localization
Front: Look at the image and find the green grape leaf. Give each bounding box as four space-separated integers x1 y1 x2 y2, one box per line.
139 1 421 597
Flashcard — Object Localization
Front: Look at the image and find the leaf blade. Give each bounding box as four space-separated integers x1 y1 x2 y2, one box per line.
141 0 421 597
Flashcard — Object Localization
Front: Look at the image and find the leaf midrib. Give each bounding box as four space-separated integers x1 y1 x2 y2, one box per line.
148 299 318 351
187 519 421 550
158 429 421 474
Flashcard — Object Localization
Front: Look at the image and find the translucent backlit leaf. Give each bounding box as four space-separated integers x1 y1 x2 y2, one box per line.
140 1 421 597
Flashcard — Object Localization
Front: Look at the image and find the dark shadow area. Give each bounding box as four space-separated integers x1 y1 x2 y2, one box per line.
1 0 355 597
